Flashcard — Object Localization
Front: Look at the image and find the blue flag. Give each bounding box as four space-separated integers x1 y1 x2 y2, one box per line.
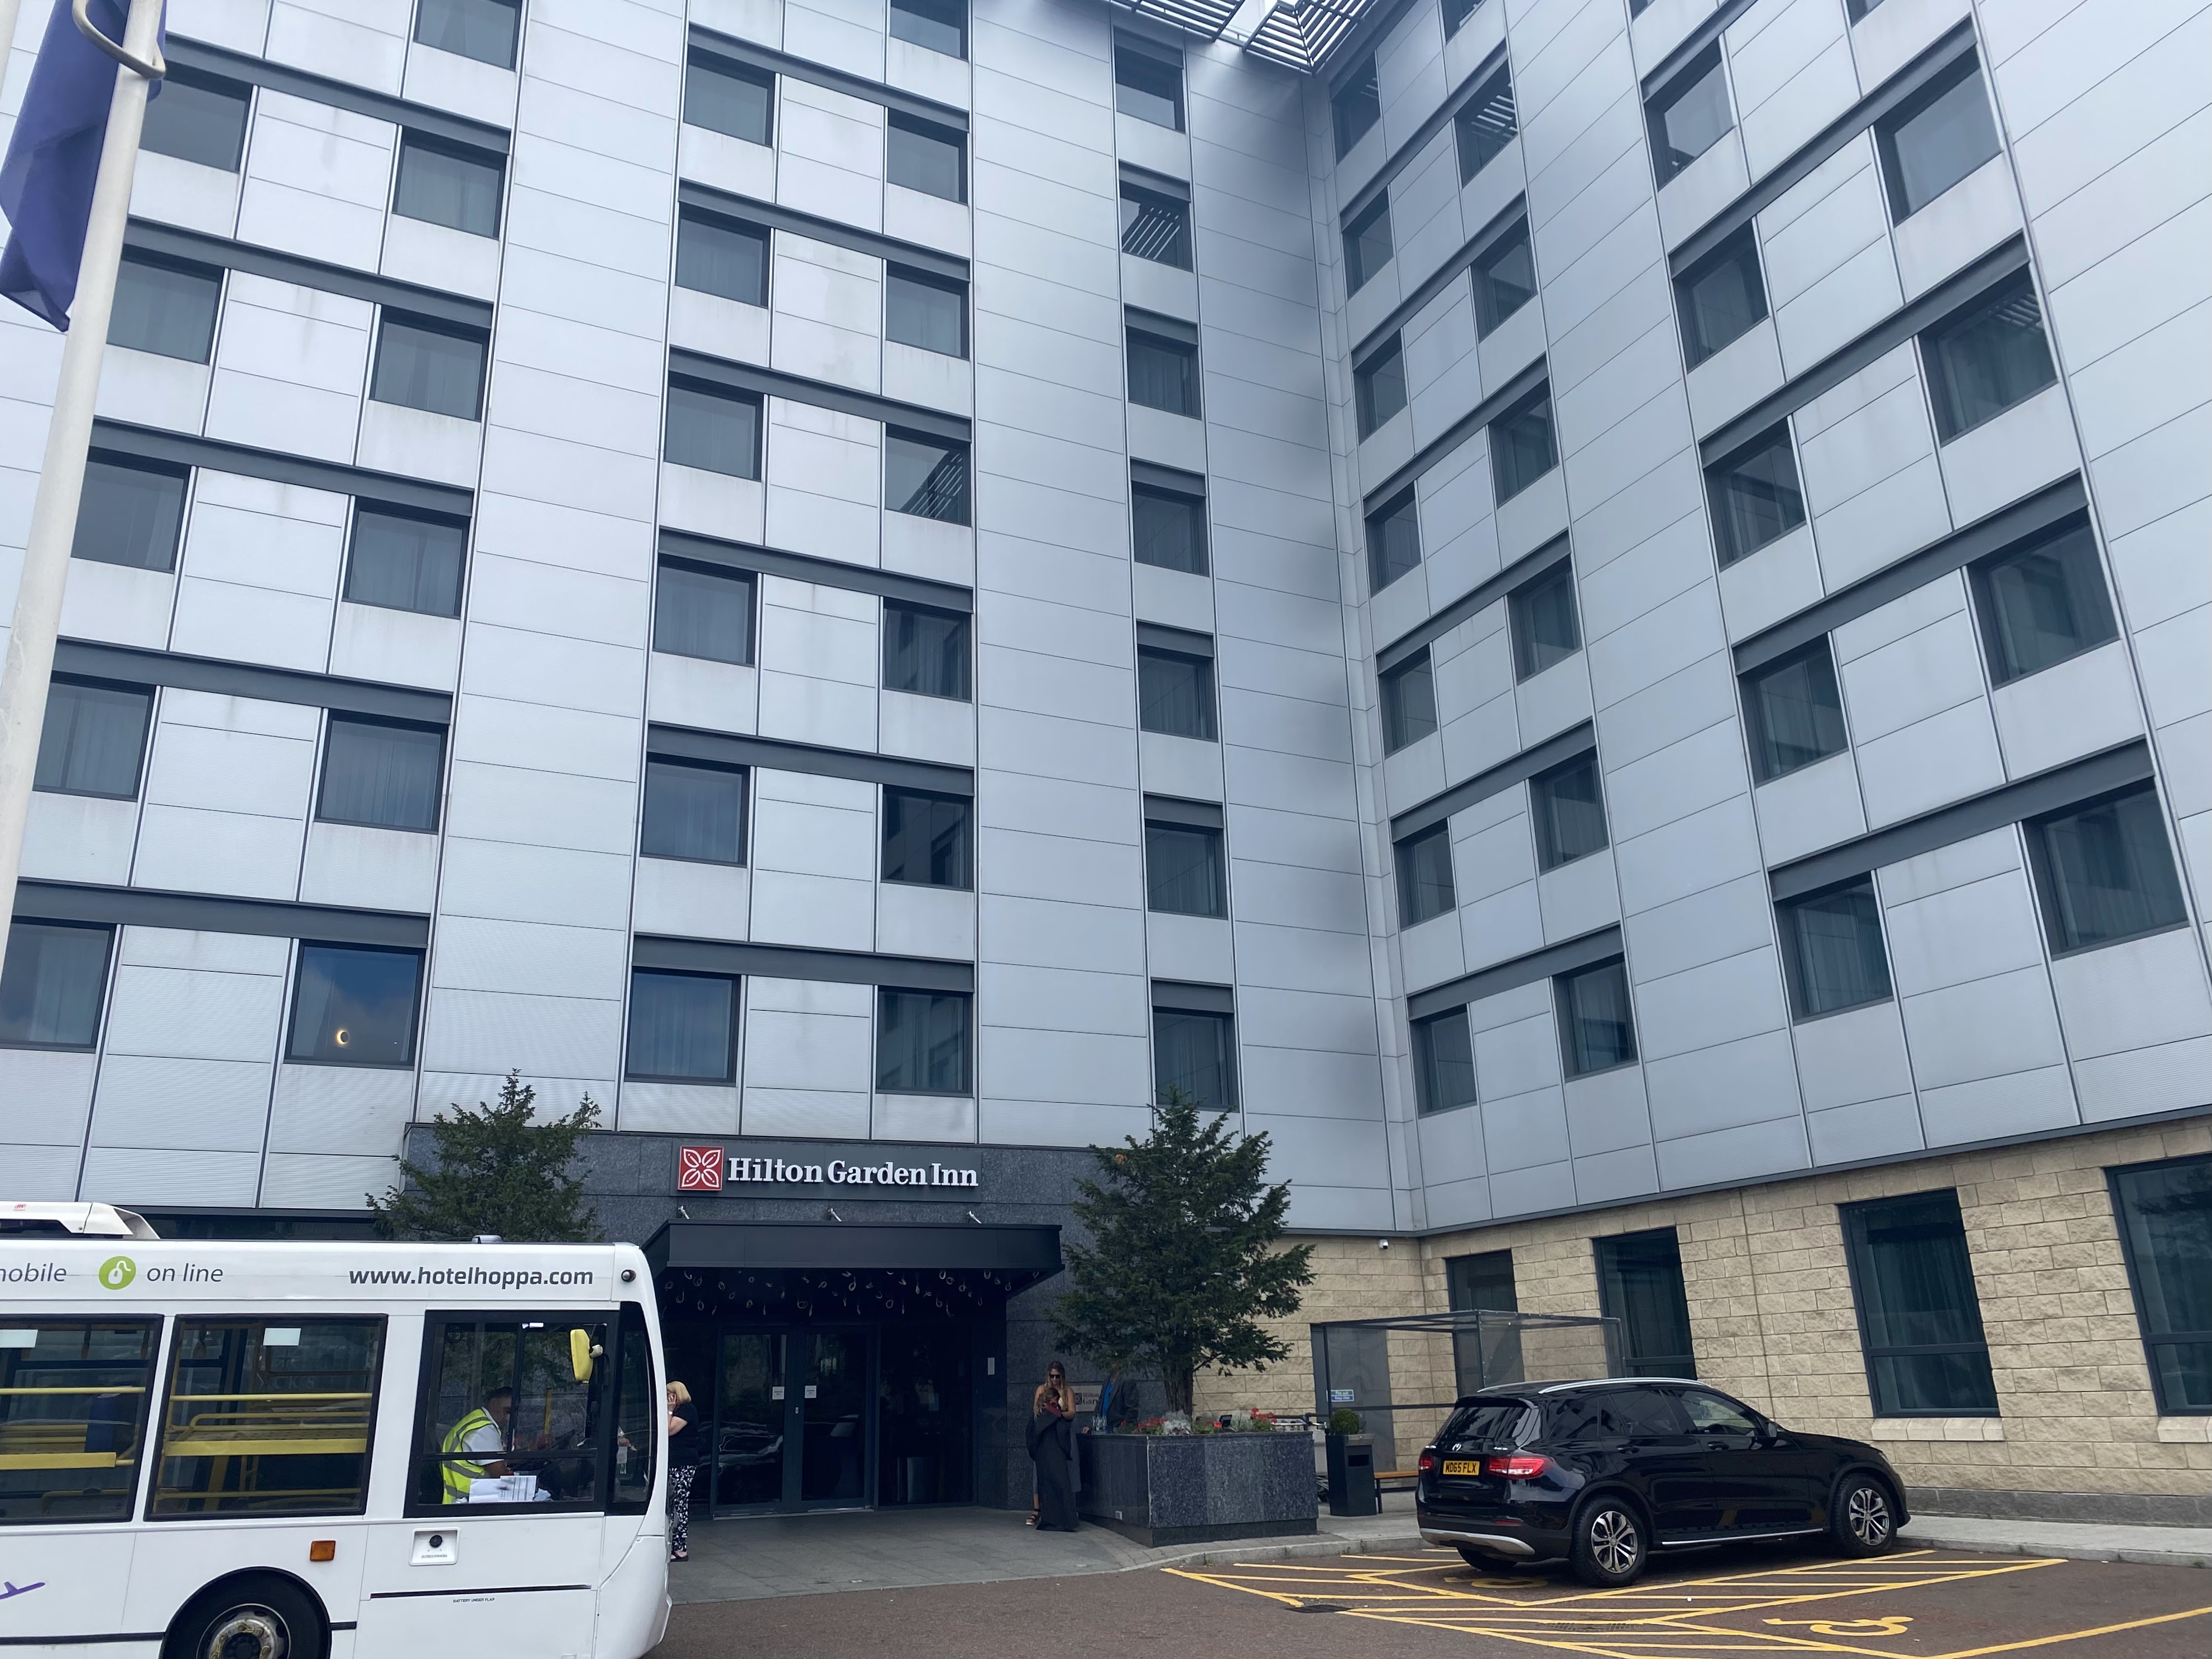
0 0 165 330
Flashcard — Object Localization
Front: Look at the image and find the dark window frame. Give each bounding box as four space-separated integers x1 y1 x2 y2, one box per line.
639 756 750 867
885 428 971 524
652 556 756 667
139 65 252 171
1918 270 2057 443
1365 489 1421 595
1411 1005 1477 1116
109 251 223 364
0 919 116 1052
1379 648 1438 755
890 0 967 59
1126 326 1201 418
1455 68 1518 185
371 311 489 421
1706 421 1806 567
413 0 522 70
392 131 506 238
1469 218 1536 338
315 712 448 834
1875 51 2000 224
663 377 763 479
1675 223 1768 368
881 786 974 890
625 967 740 1084
2022 781 2191 957
674 207 771 308
1530 750 1608 872
1966 519 2118 687
1136 645 1218 741
1395 822 1457 928
285 941 425 1070
1343 194 1393 296
33 677 154 801
1144 818 1227 918
1119 183 1192 269
1508 556 1580 681
887 112 967 203
882 599 972 701
1776 876 1894 1021
1741 639 1849 784
72 453 189 573
344 502 468 618
1131 481 1208 574
1840 1188 2000 1418
1644 42 1732 186
1332 56 1381 159
1554 956 1637 1077
684 51 776 146
1113 39 1184 132
1595 1228 1696 1378
877 986 972 1095
2107 1155 2212 1416
1354 335 1407 438
1490 385 1558 502
1152 1003 1239 1111
886 264 970 359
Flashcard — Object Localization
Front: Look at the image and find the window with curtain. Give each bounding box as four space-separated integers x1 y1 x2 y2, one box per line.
109 255 220 363
0 921 113 1049
1113 41 1183 130
1842 1190 1999 1415
346 506 467 617
664 381 761 478
1354 338 1407 437
883 601 971 699
640 759 746 865
1970 521 2117 683
1877 52 2000 221
625 970 737 1083
1741 642 1848 782
887 115 966 202
394 134 504 237
415 0 521 68
878 989 970 1094
1138 647 1216 740
372 316 487 420
1379 650 1437 754
1490 387 1557 501
1676 226 1767 366
891 0 966 57
1471 221 1536 337
287 944 423 1067
684 54 774 145
2026 784 2189 953
1133 483 1207 573
885 431 970 522
675 210 769 306
1127 328 1199 416
141 68 249 170
1343 196 1393 295
1707 424 1806 566
1921 272 2057 440
887 267 968 358
1645 43 1732 184
1153 1006 1236 1109
318 716 445 832
652 560 755 665
1595 1229 1695 1377
1779 878 1892 1019
1332 56 1380 159
1557 958 1635 1076
1413 1008 1476 1115
1509 559 1580 679
1532 753 1608 871
1443 0 1485 33
1145 821 1225 917
71 455 187 572
1455 68 1517 183
1396 824 1456 926
2109 1157 2211 1414
882 788 972 888
1366 491 1421 593
1119 184 1191 268
33 679 152 799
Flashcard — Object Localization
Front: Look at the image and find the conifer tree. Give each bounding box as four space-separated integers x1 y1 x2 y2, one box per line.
370 1071 602 1243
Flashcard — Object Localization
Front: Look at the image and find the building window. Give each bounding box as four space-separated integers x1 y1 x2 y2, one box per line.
393 134 503 237
140 67 249 171
626 968 737 1083
1138 645 1216 740
1970 521 2117 684
685 53 774 146
878 989 970 1094
675 209 769 306
1443 0 1485 35
664 380 761 478
372 315 487 420
1379 650 1437 754
654 559 754 665
1842 1190 1999 1416
2109 1157 2211 1415
1114 40 1183 130
1556 957 1635 1076
1676 226 1766 367
1119 183 1191 268
1145 821 1225 918
1778 878 1892 1019
1412 1008 1476 1115
1343 196 1392 296
414 0 521 69
1471 220 1536 338
33 679 151 800
888 114 966 202
1490 386 1557 502
890 0 966 58
1456 67 1517 183
1332 56 1380 159
1531 752 1607 871
1846 0 1887 16
1706 423 1806 567
882 788 972 889
1154 1004 1236 1110
1741 641 1847 783
1396 824 1456 926
1133 483 1207 574
2024 784 2189 955
641 759 747 865
1448 1248 1514 1310
1877 53 2000 222
1365 490 1421 594
887 266 967 358
884 601 971 699
0 921 113 1049
885 430 970 523
287 943 423 1067
1127 327 1199 418
1596 1229 1695 1377
1509 558 1580 680
1921 272 2057 442
109 253 219 363
1354 337 1406 438
71 455 186 572
318 715 445 832
346 505 466 617
1646 43 1732 185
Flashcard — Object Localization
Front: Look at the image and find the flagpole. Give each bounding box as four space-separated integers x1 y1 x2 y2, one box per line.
0 0 162 973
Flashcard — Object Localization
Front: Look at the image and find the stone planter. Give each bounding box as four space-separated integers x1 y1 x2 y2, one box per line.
1078 1430 1318 1546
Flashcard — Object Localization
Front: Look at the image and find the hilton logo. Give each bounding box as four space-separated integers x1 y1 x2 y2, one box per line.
678 1147 980 1193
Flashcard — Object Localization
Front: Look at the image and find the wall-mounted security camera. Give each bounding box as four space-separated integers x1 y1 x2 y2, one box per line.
1378 1238 1390 1250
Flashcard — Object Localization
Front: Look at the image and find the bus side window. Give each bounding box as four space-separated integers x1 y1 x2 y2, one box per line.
610 1302 656 1513
414 1315 610 1513
0 1320 160 1525
149 1318 384 1519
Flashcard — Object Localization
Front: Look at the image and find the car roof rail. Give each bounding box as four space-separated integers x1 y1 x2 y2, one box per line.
0 1201 160 1239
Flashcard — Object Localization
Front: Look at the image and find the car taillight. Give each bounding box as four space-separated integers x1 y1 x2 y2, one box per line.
1487 1455 1549 1479
1417 1451 1437 1474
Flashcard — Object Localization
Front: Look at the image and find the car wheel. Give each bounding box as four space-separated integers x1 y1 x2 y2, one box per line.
168 1575 325 1659
1569 1497 1648 1587
1829 1473 1897 1557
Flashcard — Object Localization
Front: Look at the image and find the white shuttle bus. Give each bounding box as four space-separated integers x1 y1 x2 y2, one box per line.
0 1202 670 1659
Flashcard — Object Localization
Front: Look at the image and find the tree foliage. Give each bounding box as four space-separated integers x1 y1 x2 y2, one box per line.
1052 1089 1316 1416
370 1072 602 1243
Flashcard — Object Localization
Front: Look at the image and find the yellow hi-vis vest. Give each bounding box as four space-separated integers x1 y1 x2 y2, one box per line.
441 1407 498 1503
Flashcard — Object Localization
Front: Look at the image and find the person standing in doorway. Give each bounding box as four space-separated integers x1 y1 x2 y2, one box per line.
666 1381 703 1561
1028 1361 1079 1532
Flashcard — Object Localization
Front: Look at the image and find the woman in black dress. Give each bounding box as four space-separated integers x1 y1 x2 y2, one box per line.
1028 1361 1079 1532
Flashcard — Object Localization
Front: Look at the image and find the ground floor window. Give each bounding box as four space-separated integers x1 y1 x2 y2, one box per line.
1594 1229 1695 1378
2109 1156 2211 1415
1446 1249 1519 1392
1841 1190 1998 1416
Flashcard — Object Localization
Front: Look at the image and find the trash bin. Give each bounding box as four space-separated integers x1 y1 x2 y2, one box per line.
1325 1432 1377 1517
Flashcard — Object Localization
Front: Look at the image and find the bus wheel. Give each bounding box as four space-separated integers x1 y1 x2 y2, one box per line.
169 1575 325 1659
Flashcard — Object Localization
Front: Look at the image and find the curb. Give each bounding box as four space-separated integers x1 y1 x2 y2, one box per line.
1123 1525 1426 1575
1901 1521 2211 1571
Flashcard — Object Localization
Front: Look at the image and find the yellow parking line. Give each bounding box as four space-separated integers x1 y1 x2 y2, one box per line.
1929 1604 2211 1658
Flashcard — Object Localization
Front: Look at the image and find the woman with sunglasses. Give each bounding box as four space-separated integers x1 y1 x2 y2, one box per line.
1026 1360 1080 1533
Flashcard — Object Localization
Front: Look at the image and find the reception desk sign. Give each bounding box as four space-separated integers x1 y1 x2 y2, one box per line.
678 1146 981 1193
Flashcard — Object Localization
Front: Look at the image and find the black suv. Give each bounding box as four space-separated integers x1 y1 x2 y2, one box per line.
1416 1378 1907 1586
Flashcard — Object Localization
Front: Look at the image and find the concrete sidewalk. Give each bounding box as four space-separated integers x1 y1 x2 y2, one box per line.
1901 1513 2212 1569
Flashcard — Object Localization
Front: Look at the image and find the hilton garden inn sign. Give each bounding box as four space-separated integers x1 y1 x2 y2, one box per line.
678 1145 980 1193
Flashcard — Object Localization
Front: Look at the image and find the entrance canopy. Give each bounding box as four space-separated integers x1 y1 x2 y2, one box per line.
644 1221 1062 1322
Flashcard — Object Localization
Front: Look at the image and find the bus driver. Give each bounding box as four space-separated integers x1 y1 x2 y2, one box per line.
442 1385 515 1502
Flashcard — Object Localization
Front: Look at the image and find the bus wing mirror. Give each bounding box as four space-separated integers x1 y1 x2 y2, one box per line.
570 1327 596 1382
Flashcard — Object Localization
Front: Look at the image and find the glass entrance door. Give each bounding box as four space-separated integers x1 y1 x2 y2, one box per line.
796 1331 867 1505
713 1332 785 1511
711 1327 873 1512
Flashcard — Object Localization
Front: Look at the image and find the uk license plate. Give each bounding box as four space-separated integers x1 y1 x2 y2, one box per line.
1440 1459 1479 1476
